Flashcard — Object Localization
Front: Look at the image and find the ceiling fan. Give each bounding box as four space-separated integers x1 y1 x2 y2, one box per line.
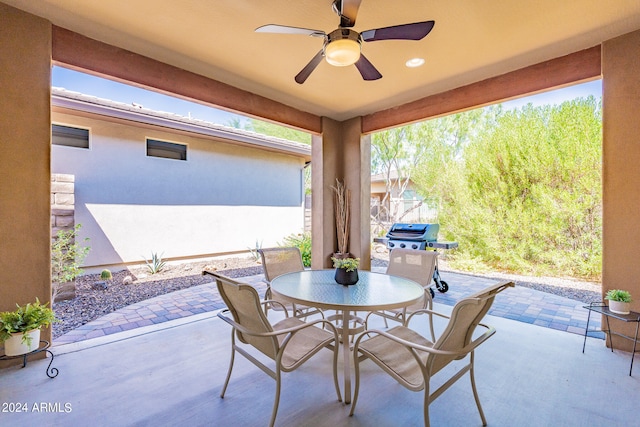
255 0 435 84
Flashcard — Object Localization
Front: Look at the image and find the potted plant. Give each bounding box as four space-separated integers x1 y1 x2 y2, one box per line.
331 179 351 259
605 289 632 315
0 298 58 356
332 256 360 286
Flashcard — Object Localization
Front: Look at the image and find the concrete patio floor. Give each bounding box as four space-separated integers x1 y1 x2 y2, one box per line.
1 282 636 426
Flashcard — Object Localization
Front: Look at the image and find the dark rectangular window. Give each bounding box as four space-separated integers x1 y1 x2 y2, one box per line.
146 138 187 161
52 124 89 149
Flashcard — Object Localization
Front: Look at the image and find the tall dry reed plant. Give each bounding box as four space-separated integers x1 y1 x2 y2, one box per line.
331 179 351 255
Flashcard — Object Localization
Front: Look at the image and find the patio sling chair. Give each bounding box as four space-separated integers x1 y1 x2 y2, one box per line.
205 271 342 427
365 248 438 339
259 247 322 319
350 280 514 427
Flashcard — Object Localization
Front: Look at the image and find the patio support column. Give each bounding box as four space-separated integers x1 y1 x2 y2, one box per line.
0 4 52 361
311 117 371 270
602 29 640 351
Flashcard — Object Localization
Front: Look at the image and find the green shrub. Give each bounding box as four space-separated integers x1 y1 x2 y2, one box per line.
51 224 90 300
280 232 311 267
413 98 602 281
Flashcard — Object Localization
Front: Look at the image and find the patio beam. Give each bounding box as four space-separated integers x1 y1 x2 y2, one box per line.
51 26 322 134
363 45 602 133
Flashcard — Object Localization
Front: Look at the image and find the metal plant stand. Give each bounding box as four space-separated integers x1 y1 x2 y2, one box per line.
582 302 640 376
0 340 58 378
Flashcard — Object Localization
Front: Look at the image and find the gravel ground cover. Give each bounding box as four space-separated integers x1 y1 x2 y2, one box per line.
52 253 601 339
52 257 264 338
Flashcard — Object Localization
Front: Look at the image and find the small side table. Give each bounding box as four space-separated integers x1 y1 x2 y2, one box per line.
0 340 58 378
582 302 640 376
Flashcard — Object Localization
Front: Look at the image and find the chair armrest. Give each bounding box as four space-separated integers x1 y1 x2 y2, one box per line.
406 308 450 325
354 323 496 358
217 309 339 339
261 299 290 317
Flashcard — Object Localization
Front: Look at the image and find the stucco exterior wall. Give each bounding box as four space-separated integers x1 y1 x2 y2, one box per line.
602 29 640 351
311 117 370 270
0 4 52 358
51 111 306 269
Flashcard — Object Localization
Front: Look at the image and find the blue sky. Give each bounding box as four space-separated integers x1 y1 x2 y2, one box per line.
501 79 601 110
52 66 602 127
52 66 244 126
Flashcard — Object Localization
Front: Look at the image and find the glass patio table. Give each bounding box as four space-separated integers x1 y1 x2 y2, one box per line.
271 269 423 403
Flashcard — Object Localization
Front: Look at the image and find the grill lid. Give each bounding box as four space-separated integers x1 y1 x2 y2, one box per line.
386 223 439 242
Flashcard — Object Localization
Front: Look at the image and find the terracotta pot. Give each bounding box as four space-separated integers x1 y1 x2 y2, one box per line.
335 268 359 286
4 329 40 356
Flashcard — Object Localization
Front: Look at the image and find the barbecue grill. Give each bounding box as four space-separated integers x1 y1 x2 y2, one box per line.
384 223 458 293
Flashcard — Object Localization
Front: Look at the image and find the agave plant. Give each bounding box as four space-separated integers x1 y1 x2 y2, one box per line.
144 252 167 274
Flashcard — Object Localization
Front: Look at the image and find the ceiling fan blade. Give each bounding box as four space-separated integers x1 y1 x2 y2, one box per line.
339 0 362 27
256 24 325 37
295 50 325 84
354 54 382 81
362 21 435 42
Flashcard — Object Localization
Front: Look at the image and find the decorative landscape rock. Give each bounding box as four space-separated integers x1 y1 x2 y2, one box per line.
53 281 76 302
92 281 108 290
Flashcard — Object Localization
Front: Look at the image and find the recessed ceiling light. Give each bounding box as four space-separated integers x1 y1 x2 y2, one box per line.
406 58 425 68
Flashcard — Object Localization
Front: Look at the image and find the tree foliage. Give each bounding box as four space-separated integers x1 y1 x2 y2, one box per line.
387 97 602 280
372 125 422 222
243 118 311 144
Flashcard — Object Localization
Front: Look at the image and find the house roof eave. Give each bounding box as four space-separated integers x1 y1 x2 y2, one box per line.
51 88 312 162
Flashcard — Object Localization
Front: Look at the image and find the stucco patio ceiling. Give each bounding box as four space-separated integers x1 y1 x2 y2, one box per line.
5 0 640 121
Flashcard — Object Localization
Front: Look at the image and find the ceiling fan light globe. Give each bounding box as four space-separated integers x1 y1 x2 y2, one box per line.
325 39 361 66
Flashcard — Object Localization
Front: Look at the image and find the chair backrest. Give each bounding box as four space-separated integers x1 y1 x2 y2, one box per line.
430 281 514 374
386 248 438 311
211 271 279 359
259 247 305 283
386 248 438 288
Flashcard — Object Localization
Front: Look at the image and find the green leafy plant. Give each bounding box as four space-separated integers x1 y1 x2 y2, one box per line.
144 252 167 274
331 257 360 272
100 269 112 280
51 224 90 300
280 232 312 267
0 298 59 346
605 289 632 303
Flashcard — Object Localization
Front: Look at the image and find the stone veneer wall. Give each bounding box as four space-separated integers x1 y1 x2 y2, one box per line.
51 174 75 235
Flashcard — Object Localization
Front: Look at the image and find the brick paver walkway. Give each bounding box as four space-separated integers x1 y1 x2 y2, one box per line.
55 268 602 345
